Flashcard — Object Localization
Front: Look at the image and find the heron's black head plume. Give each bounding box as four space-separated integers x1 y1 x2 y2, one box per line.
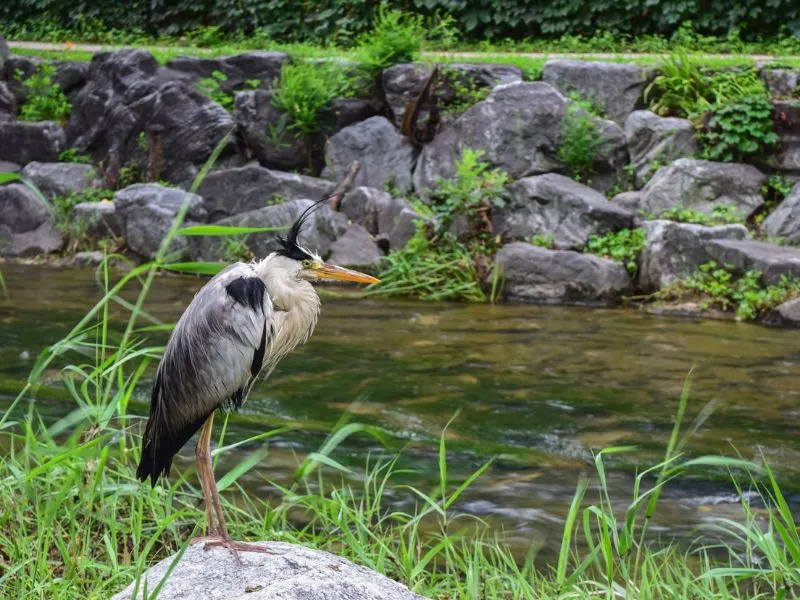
275 161 361 261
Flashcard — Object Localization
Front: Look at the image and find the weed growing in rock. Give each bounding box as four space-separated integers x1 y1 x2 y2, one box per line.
654 204 744 226
440 68 491 117
58 148 93 164
197 70 259 112
530 233 555 249
664 261 800 320
16 64 71 123
220 234 254 262
357 6 425 75
558 100 606 183
585 228 646 274
698 96 779 163
755 175 796 225
272 62 350 136
51 187 116 253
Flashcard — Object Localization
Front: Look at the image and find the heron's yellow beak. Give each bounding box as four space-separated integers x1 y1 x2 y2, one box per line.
315 263 380 284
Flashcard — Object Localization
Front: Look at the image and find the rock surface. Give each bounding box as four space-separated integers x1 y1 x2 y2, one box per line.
0 182 62 256
492 242 631 305
67 49 234 185
74 201 122 237
196 165 333 221
323 116 417 194
542 59 656 123
111 542 425 600
624 111 698 187
610 191 643 213
0 121 65 165
413 82 628 196
773 100 800 177
381 62 523 127
0 81 15 121
705 239 800 285
762 297 800 328
114 184 207 259
640 159 765 217
762 182 800 243
759 67 800 98
340 187 419 251
20 161 99 199
639 220 749 291
166 52 288 95
327 223 383 268
494 173 634 249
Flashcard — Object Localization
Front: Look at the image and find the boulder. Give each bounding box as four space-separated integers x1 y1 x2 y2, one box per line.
624 111 699 187
492 243 631 305
639 220 749 291
759 67 800 98
704 239 800 285
413 82 628 196
381 62 524 127
494 174 634 249
166 52 289 96
20 161 100 199
0 121 65 165
0 81 15 121
114 184 207 259
0 160 20 173
611 191 644 213
196 165 333 221
111 542 425 600
762 297 800 328
74 201 123 237
0 222 62 257
233 89 306 171
323 116 418 194
328 223 383 268
640 159 765 217
66 50 234 185
324 97 379 134
340 187 419 251
187 199 347 261
542 59 656 123
0 182 61 257
0 35 7 71
763 182 800 243
773 100 800 177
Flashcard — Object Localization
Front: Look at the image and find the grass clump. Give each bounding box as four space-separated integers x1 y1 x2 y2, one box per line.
557 98 606 183
654 204 744 226
585 228 646 274
16 64 71 123
661 261 800 320
357 6 425 75
58 148 93 164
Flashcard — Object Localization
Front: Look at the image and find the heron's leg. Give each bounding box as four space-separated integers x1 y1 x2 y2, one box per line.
194 412 218 537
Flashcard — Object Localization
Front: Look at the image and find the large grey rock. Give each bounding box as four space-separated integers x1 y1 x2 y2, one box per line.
325 97 379 134
494 173 634 249
0 160 20 173
233 89 306 172
74 201 122 237
413 82 628 196
20 161 99 199
0 81 15 121
542 59 656 123
762 297 800 328
115 184 207 259
492 242 632 305
196 165 333 221
773 100 800 177
340 187 419 251
0 121 65 165
624 111 699 187
66 50 234 185
328 223 383 268
705 239 800 285
611 190 644 213
111 542 425 600
0 36 7 71
759 67 800 98
0 222 63 257
188 199 347 261
381 62 524 127
0 182 61 257
640 159 765 218
639 220 749 291
166 52 288 96
763 182 800 243
323 116 417 194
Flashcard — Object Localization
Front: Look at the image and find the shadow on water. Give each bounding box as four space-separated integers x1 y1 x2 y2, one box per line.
1 263 799 557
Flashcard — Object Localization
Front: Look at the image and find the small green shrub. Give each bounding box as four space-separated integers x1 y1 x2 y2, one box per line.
58 148 92 164
357 7 424 75
558 101 606 182
16 64 71 123
272 62 350 136
698 96 779 163
52 187 115 252
675 261 800 320
197 70 259 112
440 68 491 117
654 204 744 225
585 228 646 274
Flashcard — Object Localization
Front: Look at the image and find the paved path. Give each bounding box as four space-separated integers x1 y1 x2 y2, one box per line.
6 39 783 62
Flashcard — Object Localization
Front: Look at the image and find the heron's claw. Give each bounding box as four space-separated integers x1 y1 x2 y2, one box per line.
193 536 279 563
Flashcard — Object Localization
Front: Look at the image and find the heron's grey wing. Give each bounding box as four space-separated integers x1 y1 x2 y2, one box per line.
136 263 274 485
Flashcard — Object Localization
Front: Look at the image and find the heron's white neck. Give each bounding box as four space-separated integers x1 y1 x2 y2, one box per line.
254 254 321 368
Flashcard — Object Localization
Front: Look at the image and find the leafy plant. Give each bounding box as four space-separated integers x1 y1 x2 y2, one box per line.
272 61 350 136
197 70 259 112
440 67 491 117
16 64 71 123
654 204 744 225
698 96 779 162
357 6 425 75
585 228 646 274
58 148 92 164
645 50 713 117
558 100 606 182
530 233 555 249
220 234 254 262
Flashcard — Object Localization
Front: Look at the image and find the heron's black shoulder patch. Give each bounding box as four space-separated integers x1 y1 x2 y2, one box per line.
225 276 266 312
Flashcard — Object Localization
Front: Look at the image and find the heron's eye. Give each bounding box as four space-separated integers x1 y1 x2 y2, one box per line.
301 259 312 268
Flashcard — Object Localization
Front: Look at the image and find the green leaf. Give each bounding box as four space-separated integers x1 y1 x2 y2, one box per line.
177 225 287 236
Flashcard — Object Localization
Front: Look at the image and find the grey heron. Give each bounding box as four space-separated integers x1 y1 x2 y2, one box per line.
135 168 378 555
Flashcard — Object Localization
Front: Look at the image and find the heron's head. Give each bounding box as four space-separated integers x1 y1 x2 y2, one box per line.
274 202 379 286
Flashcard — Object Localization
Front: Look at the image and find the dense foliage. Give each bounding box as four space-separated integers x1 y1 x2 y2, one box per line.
3 0 800 43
